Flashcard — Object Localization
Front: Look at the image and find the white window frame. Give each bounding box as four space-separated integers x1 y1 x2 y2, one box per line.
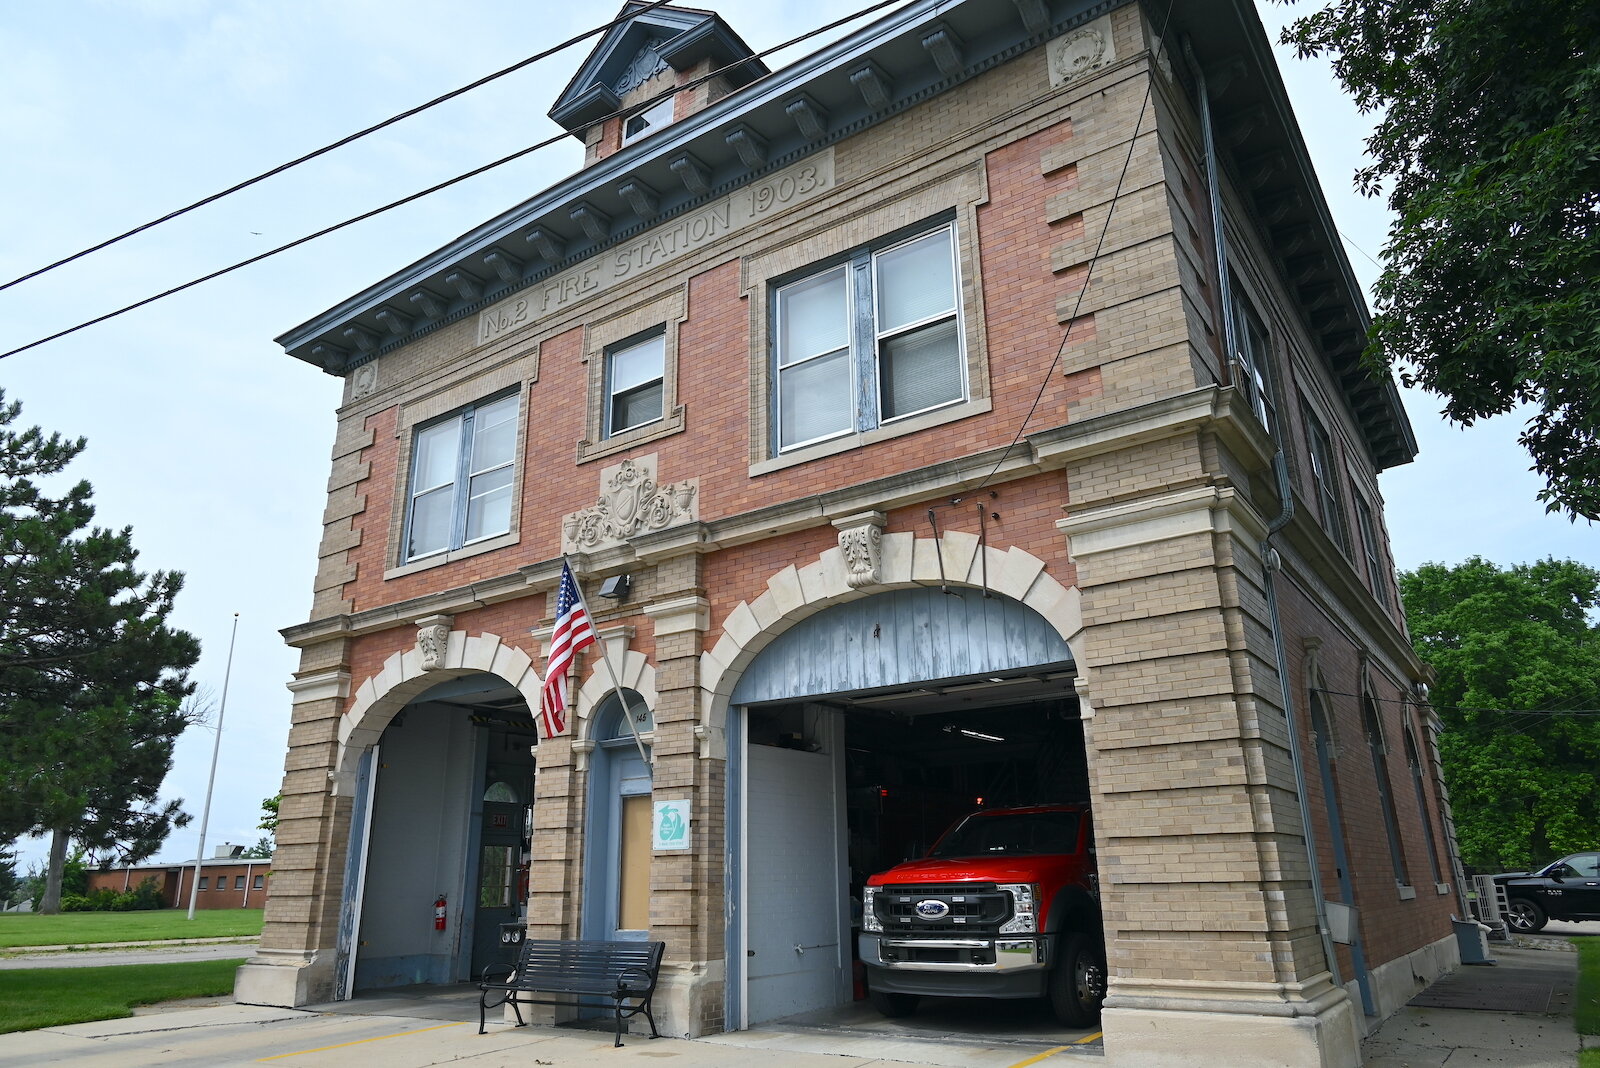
604 332 666 438
772 221 966 454
1304 407 1351 554
1229 285 1278 435
622 96 673 145
402 392 520 563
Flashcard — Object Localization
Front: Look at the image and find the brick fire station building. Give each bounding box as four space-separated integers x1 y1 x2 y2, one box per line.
238 2 1465 1064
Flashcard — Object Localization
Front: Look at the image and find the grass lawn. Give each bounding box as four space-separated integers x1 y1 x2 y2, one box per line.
1578 937 1599 1037
0 958 246 1033
0 909 263 949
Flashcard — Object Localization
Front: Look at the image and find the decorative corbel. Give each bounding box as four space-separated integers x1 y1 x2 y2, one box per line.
849 62 893 111
785 95 829 142
409 288 447 318
375 307 412 335
525 226 566 262
832 510 888 589
415 613 454 672
570 202 611 244
725 125 768 170
921 23 965 80
342 325 379 354
483 249 523 284
669 153 711 196
618 179 660 221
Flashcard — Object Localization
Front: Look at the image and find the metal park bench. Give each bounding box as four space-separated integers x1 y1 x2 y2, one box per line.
478 938 665 1047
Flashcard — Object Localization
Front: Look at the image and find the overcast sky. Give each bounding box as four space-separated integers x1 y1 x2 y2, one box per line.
2 1 1593 878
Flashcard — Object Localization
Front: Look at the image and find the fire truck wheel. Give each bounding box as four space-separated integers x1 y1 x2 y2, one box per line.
868 989 921 1017
1049 932 1106 1027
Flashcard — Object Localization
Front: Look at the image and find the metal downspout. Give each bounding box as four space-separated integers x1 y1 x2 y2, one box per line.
1185 37 1363 1014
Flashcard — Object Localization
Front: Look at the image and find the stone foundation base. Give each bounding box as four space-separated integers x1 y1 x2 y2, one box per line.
653 958 725 1037
234 949 337 1008
1356 930 1460 1025
1102 974 1361 1068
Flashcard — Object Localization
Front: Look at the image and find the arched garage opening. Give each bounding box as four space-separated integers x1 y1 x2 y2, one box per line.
338 672 538 995
725 585 1088 1032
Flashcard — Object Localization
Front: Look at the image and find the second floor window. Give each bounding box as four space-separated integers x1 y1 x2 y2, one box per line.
405 393 519 561
1354 495 1387 596
606 333 665 437
1304 408 1350 554
774 223 964 452
1230 287 1277 434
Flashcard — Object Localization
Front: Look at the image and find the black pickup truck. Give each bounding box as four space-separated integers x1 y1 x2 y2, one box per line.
1493 851 1600 932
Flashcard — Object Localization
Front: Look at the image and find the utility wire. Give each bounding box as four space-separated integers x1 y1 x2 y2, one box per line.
1310 687 1600 717
0 0 678 295
0 0 909 363
972 0 1177 493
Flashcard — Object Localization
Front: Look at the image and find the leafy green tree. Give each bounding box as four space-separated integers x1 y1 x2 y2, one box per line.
1281 1 1600 519
0 390 201 912
1400 557 1600 870
240 795 280 859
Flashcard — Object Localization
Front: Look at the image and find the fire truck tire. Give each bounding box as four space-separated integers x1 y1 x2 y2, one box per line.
1049 932 1106 1027
868 989 921 1017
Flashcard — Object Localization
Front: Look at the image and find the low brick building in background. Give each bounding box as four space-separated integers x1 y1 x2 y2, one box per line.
237 2 1465 1064
85 844 271 910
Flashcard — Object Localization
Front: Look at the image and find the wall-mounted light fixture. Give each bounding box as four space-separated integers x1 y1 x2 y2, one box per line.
598 573 631 601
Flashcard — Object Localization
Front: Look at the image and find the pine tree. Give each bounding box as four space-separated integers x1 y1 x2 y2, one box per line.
0 389 201 912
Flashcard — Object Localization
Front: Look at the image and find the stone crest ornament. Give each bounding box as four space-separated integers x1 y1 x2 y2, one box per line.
415 614 453 671
563 454 698 553
1048 16 1116 87
351 363 378 399
833 510 887 589
616 37 670 95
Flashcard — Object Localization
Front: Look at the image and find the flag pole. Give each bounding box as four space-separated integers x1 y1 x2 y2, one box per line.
561 556 651 766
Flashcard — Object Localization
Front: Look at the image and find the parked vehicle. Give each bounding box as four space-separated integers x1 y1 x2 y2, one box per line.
859 804 1105 1026
1492 852 1600 932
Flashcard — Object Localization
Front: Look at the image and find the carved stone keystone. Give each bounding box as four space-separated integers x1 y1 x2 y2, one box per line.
415 614 454 671
832 511 888 588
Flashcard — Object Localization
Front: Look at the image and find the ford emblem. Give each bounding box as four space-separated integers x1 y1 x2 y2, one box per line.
914 899 951 920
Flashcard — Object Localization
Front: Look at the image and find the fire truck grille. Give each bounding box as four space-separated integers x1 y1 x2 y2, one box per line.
875 884 1010 933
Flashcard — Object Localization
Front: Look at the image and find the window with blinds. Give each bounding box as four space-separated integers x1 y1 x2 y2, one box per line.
605 332 665 437
773 222 965 452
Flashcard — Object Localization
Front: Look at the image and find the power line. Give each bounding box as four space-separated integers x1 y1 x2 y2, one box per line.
0 0 910 363
0 0 678 295
1310 686 1600 717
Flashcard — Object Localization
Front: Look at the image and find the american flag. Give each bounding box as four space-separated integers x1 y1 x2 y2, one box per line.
541 562 596 738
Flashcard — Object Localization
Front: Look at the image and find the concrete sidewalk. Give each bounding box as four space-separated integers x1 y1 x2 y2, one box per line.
1361 940 1586 1067
0 941 257 969
0 985 1099 1068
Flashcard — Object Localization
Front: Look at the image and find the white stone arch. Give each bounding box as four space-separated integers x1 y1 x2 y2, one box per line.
696 529 1087 760
571 646 658 771
331 630 540 795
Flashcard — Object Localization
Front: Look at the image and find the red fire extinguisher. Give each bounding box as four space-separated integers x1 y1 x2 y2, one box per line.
433 895 447 931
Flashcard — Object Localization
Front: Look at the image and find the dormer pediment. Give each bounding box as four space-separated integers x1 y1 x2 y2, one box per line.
549 2 766 137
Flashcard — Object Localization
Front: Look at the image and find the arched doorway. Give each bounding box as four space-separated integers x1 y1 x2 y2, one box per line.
723 585 1081 1028
338 672 538 993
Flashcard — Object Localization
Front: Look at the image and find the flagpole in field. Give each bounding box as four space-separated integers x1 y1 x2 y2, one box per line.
545 558 651 766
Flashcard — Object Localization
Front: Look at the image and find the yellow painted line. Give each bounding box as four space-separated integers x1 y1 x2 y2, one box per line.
1074 1030 1104 1044
258 1021 465 1060
1005 1045 1071 1068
